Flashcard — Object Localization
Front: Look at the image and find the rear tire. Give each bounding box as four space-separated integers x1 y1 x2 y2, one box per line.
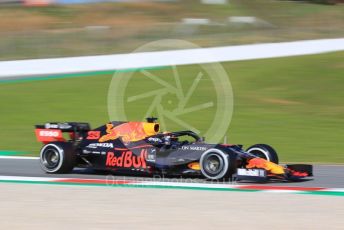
200 148 236 180
39 142 76 173
246 144 279 164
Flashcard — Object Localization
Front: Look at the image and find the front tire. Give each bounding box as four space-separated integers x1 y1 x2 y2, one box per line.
200 148 236 180
246 144 279 164
39 142 76 173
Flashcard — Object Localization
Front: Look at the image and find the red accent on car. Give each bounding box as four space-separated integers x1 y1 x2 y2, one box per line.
87 131 101 140
35 128 65 143
289 169 309 177
106 149 148 169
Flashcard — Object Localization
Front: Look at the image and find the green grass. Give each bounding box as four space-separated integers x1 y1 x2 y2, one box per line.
0 51 343 163
0 0 343 60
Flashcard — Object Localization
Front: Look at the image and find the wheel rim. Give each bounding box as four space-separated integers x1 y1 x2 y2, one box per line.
42 148 60 170
203 153 224 175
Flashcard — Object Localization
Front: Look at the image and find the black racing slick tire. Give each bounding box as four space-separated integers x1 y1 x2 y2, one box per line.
246 144 279 164
39 142 76 173
200 148 236 180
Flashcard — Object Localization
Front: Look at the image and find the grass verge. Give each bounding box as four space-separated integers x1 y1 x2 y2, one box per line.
0 51 343 163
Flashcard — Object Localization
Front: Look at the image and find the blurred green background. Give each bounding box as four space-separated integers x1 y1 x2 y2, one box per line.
0 51 343 162
0 0 343 60
0 0 343 163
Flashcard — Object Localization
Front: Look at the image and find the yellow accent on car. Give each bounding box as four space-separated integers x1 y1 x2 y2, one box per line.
188 162 201 170
143 122 160 136
265 161 285 174
247 158 285 174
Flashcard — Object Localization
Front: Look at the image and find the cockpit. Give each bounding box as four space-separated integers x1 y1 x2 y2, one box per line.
146 130 204 149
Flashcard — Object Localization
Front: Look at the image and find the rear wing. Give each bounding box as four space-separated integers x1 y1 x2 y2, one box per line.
35 122 90 143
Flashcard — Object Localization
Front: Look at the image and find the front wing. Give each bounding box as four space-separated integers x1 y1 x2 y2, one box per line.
236 163 313 182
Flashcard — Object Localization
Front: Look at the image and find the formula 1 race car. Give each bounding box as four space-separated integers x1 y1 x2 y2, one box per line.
34 118 313 182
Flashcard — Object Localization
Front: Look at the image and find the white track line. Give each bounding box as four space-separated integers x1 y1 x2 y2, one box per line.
140 181 238 189
321 188 344 192
0 175 343 193
0 38 343 78
0 156 38 160
0 175 56 182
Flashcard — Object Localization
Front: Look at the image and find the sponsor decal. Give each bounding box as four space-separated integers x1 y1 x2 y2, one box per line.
59 123 72 129
99 123 123 142
86 143 114 149
147 155 155 162
99 122 158 143
181 146 207 151
147 149 156 162
45 123 72 129
237 168 266 177
82 150 91 154
147 137 163 144
83 151 101 155
35 128 64 142
106 149 148 169
45 123 59 129
39 130 60 137
289 170 308 177
150 148 157 154
87 131 101 140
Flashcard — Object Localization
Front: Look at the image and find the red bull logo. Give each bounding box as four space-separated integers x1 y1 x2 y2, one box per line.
106 149 148 169
99 122 159 143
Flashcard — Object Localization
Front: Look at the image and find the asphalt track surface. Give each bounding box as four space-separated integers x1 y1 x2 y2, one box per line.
1 183 343 230
1 157 343 230
0 157 343 188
